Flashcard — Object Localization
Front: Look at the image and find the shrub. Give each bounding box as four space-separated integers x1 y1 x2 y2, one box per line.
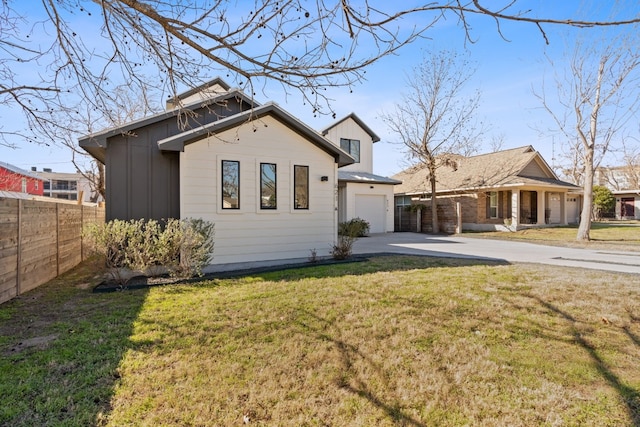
84 218 215 285
332 218 369 260
592 185 615 220
330 235 356 260
338 217 370 237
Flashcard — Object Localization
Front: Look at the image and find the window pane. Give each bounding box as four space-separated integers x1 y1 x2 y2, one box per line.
490 192 498 218
351 140 360 163
222 160 240 209
294 165 309 209
340 138 360 163
260 163 277 209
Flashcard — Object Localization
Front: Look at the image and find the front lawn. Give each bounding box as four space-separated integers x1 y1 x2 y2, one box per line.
465 222 640 251
1 256 639 426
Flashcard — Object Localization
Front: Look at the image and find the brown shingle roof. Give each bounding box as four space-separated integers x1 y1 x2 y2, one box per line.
393 146 579 195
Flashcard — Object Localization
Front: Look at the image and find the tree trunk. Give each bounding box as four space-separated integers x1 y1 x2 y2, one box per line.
430 170 438 233
577 149 594 241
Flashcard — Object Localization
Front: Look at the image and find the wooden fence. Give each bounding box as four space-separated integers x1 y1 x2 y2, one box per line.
0 198 105 304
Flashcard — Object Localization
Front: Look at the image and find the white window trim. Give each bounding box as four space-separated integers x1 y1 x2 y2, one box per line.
256 159 280 214
216 155 243 214
290 162 312 214
489 191 499 218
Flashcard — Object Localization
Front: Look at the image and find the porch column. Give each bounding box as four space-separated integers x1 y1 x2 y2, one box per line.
537 191 546 225
511 190 520 227
561 192 568 225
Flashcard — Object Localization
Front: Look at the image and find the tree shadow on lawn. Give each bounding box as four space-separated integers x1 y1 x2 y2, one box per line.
0 257 149 427
240 254 510 283
294 308 428 427
528 294 640 427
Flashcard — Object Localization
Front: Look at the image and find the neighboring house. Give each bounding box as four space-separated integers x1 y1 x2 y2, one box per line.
595 165 640 191
613 190 640 220
34 168 97 202
321 113 401 233
0 161 43 196
80 78 397 268
393 146 582 232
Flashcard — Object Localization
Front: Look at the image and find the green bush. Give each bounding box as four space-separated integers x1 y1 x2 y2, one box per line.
84 218 215 285
592 185 615 220
338 217 370 237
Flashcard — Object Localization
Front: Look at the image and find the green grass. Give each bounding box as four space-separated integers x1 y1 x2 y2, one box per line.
465 222 640 251
1 256 639 426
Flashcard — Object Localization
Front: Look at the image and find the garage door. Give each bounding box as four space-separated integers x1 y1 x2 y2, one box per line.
355 195 386 233
566 196 579 224
548 193 561 224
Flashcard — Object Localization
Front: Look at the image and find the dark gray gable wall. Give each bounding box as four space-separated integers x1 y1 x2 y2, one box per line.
104 99 249 221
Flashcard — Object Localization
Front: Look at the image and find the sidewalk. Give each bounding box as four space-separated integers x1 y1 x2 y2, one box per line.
353 232 640 275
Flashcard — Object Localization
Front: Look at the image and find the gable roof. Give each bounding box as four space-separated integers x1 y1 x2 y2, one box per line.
321 113 381 143
393 146 579 195
157 102 355 167
0 161 42 180
79 89 256 163
165 77 233 109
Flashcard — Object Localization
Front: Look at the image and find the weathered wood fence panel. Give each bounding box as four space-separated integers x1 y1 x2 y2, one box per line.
0 198 105 304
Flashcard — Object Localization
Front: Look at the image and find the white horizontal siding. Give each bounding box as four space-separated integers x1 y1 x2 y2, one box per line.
180 115 338 265
324 117 374 173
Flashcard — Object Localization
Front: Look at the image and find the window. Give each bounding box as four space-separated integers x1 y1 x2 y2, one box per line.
35 181 39 190
21 178 27 193
221 160 240 209
294 165 309 209
260 163 277 209
489 191 498 218
396 196 412 207
340 138 360 163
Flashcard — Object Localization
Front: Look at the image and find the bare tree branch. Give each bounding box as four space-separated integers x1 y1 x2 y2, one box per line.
536 30 640 240
381 49 482 233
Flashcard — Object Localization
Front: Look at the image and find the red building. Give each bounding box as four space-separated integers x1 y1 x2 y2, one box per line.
0 161 44 196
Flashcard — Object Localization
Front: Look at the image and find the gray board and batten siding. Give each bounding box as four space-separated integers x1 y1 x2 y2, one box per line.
79 92 253 222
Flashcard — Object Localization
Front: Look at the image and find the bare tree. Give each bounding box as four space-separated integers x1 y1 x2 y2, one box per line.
2 1 640 149
381 50 482 233
537 30 640 240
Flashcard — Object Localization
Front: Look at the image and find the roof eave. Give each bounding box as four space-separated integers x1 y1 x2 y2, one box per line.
158 103 355 167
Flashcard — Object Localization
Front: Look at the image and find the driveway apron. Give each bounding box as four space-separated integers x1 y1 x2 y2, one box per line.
353 233 640 275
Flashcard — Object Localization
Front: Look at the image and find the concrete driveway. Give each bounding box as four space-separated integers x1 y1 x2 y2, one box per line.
353 232 640 275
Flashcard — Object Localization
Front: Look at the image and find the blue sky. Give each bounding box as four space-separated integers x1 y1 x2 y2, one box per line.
1 1 636 177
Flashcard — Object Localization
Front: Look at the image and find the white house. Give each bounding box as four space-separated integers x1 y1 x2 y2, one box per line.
80 78 398 270
322 114 401 233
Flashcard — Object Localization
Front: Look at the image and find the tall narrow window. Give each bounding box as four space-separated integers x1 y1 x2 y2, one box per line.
260 163 277 209
340 138 360 163
221 160 240 209
294 165 309 210
489 191 498 218
21 178 27 193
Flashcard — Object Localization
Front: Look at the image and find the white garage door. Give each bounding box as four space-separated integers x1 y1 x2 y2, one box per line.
548 193 562 224
355 195 386 233
566 196 580 224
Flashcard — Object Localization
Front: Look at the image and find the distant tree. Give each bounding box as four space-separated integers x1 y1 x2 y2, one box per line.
381 50 482 233
3 1 640 150
537 30 640 241
592 185 615 220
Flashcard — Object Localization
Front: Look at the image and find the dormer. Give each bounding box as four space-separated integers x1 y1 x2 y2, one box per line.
165 77 232 110
321 113 380 174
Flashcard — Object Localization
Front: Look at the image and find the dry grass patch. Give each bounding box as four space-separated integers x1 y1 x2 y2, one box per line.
466 222 640 251
1 256 638 426
105 258 639 426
